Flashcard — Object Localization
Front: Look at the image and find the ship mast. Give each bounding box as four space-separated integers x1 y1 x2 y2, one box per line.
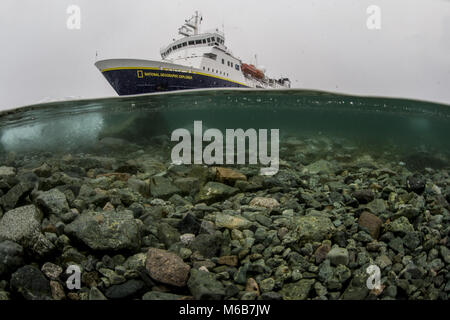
178 11 203 37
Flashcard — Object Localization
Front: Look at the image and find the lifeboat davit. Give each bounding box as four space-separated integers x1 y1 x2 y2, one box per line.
241 63 265 79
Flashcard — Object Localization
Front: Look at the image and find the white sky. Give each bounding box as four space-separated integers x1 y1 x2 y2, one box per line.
0 0 449 110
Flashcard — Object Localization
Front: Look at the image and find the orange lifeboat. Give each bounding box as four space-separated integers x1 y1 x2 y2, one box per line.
241 63 265 79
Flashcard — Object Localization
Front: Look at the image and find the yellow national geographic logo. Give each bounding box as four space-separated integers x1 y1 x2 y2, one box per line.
145 72 193 80
136 69 192 80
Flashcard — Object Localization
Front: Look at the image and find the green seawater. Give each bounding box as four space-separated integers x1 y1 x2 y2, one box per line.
0 88 449 169
1 88 450 301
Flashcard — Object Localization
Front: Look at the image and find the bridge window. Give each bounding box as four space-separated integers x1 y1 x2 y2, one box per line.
195 40 202 44
202 39 206 44
203 53 217 60
222 59 224 64
188 41 194 45
172 46 176 51
207 38 211 43
182 42 187 47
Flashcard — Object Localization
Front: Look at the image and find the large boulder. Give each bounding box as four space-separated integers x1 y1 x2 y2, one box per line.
64 210 141 251
0 205 54 258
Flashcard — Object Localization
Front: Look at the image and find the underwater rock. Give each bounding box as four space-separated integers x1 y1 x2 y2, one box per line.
189 233 222 258
142 291 186 300
314 242 331 264
187 269 226 300
352 190 375 204
279 279 315 300
302 159 334 175
406 174 426 194
195 182 238 204
157 223 180 248
35 188 70 216
403 152 447 172
214 167 247 185
145 248 190 287
327 247 349 266
50 280 66 300
177 212 201 235
105 279 145 299
0 240 24 277
64 210 141 251
173 177 201 196
89 287 107 300
149 176 181 200
292 212 335 245
41 262 63 281
0 205 54 258
385 216 414 236
217 255 238 267
358 212 382 239
0 182 34 211
215 213 252 230
249 197 280 210
341 271 369 300
127 178 150 197
10 265 52 300
0 166 16 178
365 199 386 215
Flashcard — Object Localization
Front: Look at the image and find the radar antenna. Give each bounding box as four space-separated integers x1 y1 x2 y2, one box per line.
178 11 203 37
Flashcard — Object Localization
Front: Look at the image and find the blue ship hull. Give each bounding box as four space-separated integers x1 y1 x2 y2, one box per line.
101 68 248 95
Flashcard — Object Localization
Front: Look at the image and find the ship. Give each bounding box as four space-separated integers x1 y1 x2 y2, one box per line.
95 12 291 95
